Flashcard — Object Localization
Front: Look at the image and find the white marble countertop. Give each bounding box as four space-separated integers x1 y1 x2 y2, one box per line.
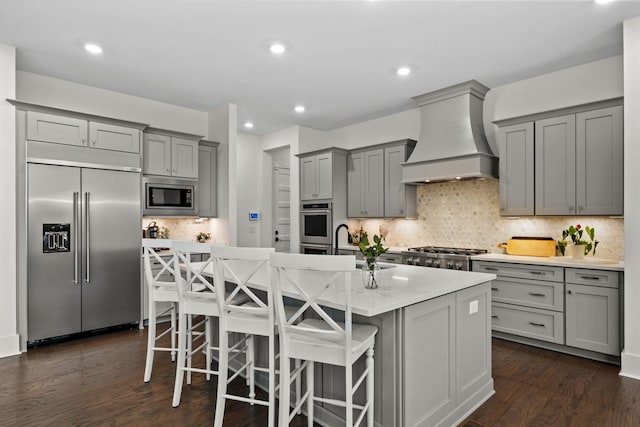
471 253 624 272
189 261 495 317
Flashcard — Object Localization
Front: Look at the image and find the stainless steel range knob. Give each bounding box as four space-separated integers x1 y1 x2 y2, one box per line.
446 261 454 269
433 260 441 268
412 257 421 266
455 262 463 270
425 259 433 267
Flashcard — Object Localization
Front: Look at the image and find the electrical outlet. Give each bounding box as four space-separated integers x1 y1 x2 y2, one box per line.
469 300 478 315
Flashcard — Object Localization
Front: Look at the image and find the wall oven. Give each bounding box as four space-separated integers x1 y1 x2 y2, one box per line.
300 243 332 255
143 176 197 216
300 202 332 246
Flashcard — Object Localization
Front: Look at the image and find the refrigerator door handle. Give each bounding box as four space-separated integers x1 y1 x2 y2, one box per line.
85 192 91 284
73 191 80 285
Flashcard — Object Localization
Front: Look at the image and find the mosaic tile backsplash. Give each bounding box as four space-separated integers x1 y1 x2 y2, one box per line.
350 179 624 261
142 217 221 242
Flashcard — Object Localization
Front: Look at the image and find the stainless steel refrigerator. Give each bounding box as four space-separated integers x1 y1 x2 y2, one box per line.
28 163 141 342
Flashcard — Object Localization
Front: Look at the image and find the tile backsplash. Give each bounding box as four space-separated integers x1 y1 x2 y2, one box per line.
142 217 220 242
350 179 624 260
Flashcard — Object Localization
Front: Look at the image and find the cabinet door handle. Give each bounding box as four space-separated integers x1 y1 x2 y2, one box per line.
529 292 546 297
484 267 498 271
579 275 601 281
530 271 545 275
491 287 498 291
491 315 498 319
529 322 545 327
567 290 573 295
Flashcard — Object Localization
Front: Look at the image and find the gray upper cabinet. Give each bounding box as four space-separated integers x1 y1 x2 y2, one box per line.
347 139 416 218
143 130 199 179
497 101 623 216
143 133 171 176
300 152 333 200
27 111 140 153
347 148 384 217
384 141 417 218
88 122 140 153
27 112 87 147
575 106 623 215
198 140 218 217
498 122 534 216
535 114 577 215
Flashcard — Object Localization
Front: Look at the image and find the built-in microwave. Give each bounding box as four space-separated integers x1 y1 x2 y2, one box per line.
143 176 197 216
300 202 332 246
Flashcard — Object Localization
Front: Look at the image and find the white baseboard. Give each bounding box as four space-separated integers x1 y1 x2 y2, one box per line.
620 351 640 380
0 333 20 358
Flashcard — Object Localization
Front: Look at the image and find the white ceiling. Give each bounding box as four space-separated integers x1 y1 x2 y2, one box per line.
1 0 640 135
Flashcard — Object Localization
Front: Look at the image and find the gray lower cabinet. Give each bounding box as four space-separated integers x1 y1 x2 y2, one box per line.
565 268 620 355
474 261 565 345
473 260 622 359
198 140 219 217
495 101 623 216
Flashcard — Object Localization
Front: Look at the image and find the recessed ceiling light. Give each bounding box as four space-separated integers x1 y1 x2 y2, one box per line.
294 105 305 113
425 179 430 183
396 66 411 77
270 43 286 54
455 176 462 180
84 43 103 54
244 122 254 129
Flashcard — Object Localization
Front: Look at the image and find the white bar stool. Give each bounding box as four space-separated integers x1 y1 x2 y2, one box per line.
271 252 378 427
142 238 180 382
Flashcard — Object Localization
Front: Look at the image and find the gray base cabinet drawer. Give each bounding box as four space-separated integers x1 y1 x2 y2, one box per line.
473 261 564 282
492 277 564 311
566 268 619 288
492 302 564 344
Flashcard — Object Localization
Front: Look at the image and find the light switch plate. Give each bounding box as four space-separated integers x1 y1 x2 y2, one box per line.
469 300 479 315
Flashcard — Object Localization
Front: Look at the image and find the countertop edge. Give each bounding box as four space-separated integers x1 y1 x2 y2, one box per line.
470 253 624 271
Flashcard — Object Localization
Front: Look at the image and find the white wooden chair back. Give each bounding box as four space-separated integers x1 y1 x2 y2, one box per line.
270 253 356 348
142 238 177 293
211 246 275 318
172 241 226 301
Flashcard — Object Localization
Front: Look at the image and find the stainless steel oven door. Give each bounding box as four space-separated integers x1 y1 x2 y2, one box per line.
300 209 332 245
300 243 332 255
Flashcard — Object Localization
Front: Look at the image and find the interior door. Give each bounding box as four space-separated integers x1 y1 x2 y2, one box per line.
28 163 82 341
81 168 141 331
273 166 291 252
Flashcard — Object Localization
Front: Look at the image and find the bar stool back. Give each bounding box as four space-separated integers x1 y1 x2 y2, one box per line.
211 246 277 427
270 252 378 427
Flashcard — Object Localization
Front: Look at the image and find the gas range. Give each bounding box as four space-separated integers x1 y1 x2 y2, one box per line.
401 246 487 271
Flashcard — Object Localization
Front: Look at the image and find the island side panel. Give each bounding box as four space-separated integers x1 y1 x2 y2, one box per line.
403 293 457 427
453 282 494 422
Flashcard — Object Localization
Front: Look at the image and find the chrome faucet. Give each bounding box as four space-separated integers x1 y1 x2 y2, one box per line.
334 223 350 255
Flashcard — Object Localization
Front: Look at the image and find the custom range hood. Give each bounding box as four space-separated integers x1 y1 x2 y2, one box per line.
402 79 498 183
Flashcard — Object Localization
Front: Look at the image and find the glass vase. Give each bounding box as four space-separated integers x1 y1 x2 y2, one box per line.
361 257 382 289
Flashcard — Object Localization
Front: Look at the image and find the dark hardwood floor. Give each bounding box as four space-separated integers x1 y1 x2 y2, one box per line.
1 328 639 426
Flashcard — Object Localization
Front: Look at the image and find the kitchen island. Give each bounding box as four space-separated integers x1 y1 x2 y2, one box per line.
195 260 496 427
